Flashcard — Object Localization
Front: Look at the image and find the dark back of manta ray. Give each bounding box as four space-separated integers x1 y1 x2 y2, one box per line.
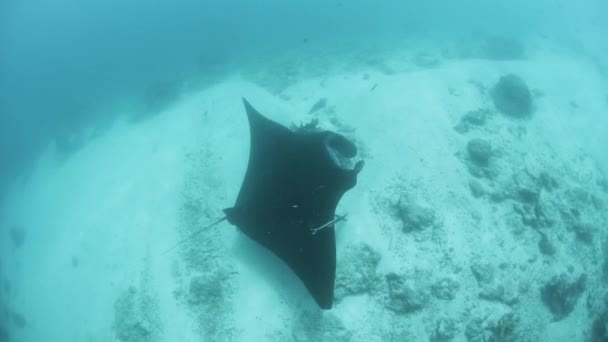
224 99 364 309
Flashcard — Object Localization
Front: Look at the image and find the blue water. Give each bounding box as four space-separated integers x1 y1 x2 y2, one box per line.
1 1 608 341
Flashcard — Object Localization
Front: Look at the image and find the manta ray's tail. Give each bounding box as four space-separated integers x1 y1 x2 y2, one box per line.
161 216 227 255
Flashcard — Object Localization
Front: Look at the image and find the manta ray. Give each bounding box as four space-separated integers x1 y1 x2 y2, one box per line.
168 99 364 309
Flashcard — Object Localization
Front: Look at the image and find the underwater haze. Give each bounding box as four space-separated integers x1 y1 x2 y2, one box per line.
1 0 608 341
1 0 606 192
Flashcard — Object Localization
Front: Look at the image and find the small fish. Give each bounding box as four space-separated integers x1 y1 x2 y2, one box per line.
308 98 327 114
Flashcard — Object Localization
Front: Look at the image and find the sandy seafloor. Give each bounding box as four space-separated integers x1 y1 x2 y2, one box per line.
1 37 608 341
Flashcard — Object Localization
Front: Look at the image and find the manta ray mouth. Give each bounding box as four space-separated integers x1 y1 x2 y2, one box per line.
325 133 364 173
